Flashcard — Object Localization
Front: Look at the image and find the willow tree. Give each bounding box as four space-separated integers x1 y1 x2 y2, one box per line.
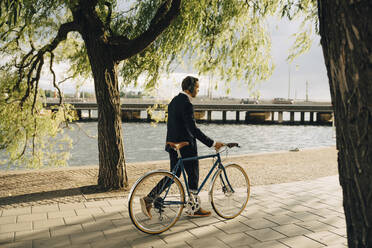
0 0 274 189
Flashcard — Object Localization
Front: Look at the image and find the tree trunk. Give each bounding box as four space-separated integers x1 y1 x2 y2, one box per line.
317 1 372 247
84 38 128 190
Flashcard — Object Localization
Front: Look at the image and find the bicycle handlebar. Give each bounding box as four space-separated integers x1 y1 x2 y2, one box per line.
225 143 240 148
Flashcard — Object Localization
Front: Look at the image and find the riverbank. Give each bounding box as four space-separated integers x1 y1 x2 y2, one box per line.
0 146 338 209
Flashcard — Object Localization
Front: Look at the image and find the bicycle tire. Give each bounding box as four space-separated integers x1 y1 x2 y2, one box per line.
210 163 250 219
128 170 185 234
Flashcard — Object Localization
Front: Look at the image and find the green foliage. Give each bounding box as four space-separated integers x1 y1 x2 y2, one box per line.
0 70 76 169
120 0 278 91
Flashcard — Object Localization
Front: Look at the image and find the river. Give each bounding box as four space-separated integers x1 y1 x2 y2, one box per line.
59 122 336 166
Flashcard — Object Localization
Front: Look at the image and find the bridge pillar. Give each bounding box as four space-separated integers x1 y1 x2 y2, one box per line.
300 112 305 123
278 111 283 123
207 111 212 122
271 112 275 121
310 112 314 123
290 112 295 122
88 110 92 119
76 110 82 120
222 111 227 122
236 111 240 122
146 110 152 122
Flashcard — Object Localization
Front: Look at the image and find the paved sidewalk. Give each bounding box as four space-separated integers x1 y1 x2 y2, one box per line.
0 176 347 248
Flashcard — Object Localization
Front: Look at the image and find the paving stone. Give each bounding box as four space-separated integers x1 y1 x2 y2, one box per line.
50 224 83 237
82 220 115 232
33 235 71 248
129 235 166 248
59 203 86 211
159 229 196 244
0 222 32 233
93 212 123 221
32 205 59 213
242 212 274 220
102 224 134 239
17 213 47 222
162 241 192 248
15 230 50 241
84 201 110 208
104 225 143 242
66 245 92 248
100 206 124 213
216 232 259 247
308 208 339 218
0 232 14 243
295 220 336 232
250 240 289 248
188 216 221 227
33 218 65 230
48 210 76 219
265 215 302 225
305 231 347 246
90 237 130 248
2 207 31 216
287 211 326 222
272 223 313 237
325 243 348 248
246 228 286 242
214 220 253 234
0 216 16 225
168 218 198 233
75 207 103 216
188 224 225 238
0 240 32 248
279 235 325 248
70 231 105 244
318 216 346 228
107 198 126 206
186 237 230 248
329 228 347 237
64 215 94 225
241 217 278 229
111 217 133 227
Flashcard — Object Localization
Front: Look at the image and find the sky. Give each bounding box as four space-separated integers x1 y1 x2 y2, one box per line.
40 14 331 101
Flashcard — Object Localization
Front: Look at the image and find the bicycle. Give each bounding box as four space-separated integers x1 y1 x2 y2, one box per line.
128 142 250 234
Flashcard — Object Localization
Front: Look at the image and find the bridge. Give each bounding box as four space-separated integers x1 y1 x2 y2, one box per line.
45 100 334 125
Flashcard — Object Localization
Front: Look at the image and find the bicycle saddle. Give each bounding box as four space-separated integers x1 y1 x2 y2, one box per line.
166 141 189 150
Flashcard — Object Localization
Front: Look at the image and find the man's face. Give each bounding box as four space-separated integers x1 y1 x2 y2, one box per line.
191 81 199 98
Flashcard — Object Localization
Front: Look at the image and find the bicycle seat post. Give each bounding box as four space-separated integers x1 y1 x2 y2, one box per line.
176 149 182 159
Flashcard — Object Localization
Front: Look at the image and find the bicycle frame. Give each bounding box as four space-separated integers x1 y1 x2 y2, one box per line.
170 152 235 198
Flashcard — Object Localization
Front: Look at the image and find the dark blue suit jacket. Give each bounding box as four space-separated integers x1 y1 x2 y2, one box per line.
165 93 214 154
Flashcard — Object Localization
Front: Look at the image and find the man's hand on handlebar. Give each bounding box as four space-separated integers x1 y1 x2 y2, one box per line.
214 142 225 151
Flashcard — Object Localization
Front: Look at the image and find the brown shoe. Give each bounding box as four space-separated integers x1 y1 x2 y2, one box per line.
188 207 211 217
140 196 152 219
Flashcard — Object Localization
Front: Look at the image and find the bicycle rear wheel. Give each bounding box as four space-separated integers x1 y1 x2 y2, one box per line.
210 163 250 219
128 170 185 234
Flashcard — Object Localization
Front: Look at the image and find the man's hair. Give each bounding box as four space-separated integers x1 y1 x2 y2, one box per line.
182 76 199 93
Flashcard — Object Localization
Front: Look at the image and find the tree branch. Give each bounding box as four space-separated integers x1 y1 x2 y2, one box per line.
18 21 78 109
111 0 181 61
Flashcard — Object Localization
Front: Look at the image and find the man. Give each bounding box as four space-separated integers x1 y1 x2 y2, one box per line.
141 76 224 218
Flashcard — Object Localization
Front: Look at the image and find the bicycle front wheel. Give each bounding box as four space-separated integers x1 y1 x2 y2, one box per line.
210 163 250 219
128 170 185 234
